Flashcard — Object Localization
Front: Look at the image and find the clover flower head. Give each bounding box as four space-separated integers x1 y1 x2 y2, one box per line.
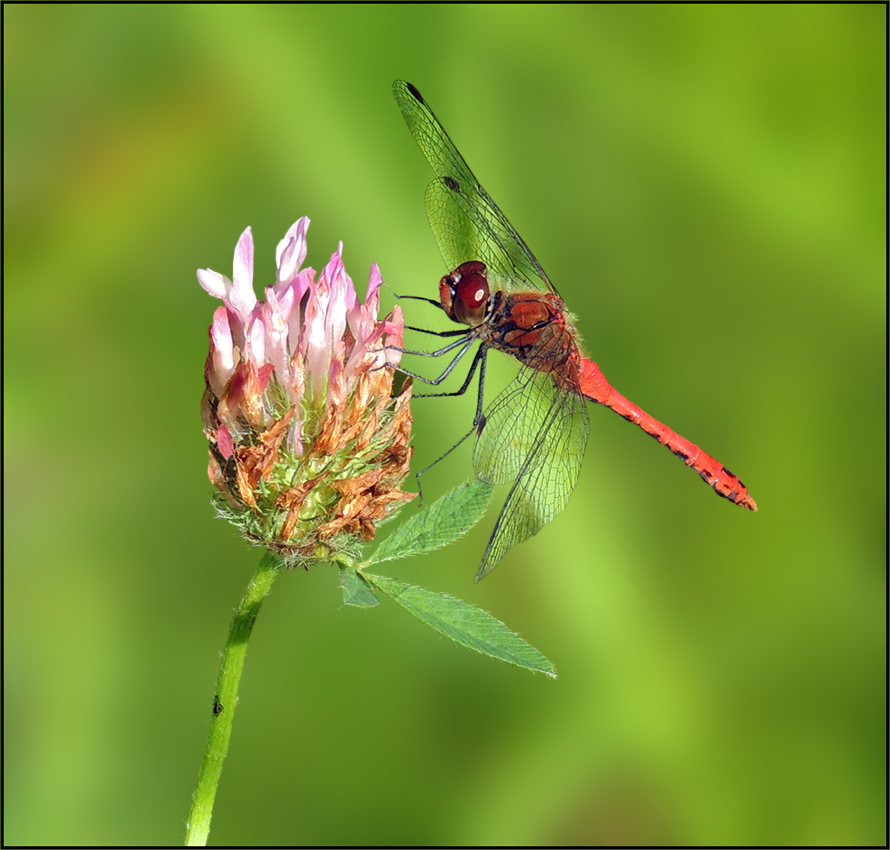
198 217 413 563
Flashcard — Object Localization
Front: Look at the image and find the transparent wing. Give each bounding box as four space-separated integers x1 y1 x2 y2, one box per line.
393 80 480 207
425 177 550 295
394 79 556 296
474 365 542 486
474 368 590 580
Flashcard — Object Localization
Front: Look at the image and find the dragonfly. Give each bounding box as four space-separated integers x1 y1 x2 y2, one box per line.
392 80 757 581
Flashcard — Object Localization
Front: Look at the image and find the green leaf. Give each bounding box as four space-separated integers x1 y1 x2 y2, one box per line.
369 478 494 564
339 567 380 608
364 573 556 678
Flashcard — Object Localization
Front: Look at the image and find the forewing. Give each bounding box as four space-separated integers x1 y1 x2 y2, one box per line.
425 177 551 295
474 370 589 581
394 80 555 295
393 80 481 205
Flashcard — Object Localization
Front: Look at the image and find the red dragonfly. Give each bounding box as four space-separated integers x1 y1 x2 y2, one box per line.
392 80 756 581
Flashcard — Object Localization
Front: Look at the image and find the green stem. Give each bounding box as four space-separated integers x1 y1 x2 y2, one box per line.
185 551 281 846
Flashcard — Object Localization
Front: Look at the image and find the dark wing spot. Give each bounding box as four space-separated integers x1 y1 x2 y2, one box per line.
406 82 423 103
444 175 460 191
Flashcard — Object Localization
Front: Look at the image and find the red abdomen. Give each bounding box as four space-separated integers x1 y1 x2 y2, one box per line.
579 359 757 510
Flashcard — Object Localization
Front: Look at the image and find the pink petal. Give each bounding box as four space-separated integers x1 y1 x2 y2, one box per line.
385 305 404 367
302 280 330 402
364 262 382 320
262 292 294 402
323 249 350 362
208 306 236 395
346 262 381 345
275 217 310 285
243 313 266 368
216 425 234 460
197 268 231 300
281 268 314 366
229 227 258 322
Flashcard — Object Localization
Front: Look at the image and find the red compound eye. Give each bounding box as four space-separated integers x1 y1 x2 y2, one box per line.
448 261 489 326
456 273 488 309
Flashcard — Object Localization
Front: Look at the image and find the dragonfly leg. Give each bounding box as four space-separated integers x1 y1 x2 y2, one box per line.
413 420 478 505
366 339 487 504
413 345 486 403
412 349 488 504
373 335 472 378
405 325 469 338
369 330 474 379
385 332 473 360
381 287 446 313
391 339 479 388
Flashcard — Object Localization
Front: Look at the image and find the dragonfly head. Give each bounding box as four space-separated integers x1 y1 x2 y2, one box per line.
439 261 490 327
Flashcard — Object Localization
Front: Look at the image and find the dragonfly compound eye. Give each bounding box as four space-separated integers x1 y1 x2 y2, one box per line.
450 261 489 326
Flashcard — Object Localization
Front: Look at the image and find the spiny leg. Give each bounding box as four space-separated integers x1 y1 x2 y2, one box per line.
411 348 489 503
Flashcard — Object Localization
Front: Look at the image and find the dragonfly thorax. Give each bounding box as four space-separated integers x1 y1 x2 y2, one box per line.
440 261 490 327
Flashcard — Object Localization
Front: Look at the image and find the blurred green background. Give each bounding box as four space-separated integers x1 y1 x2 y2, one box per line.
5 5 884 846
